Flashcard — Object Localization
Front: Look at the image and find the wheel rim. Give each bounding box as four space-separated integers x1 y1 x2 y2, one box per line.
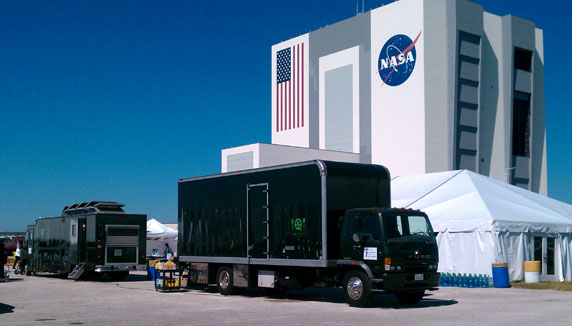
219 271 230 289
346 276 363 300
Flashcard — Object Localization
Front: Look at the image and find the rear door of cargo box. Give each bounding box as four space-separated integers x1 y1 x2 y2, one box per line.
104 224 140 265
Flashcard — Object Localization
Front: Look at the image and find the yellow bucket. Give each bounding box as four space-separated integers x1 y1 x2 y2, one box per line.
524 261 540 273
492 262 507 268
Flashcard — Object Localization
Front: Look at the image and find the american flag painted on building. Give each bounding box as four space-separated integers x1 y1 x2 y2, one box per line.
276 42 304 132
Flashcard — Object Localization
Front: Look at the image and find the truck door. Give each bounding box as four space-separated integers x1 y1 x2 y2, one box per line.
247 183 269 260
70 219 79 264
26 227 34 269
340 212 381 262
78 218 87 262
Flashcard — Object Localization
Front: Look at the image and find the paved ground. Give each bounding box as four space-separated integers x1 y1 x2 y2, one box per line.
1 269 571 325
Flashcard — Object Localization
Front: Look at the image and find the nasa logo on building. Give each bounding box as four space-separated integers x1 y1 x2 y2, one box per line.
377 31 421 86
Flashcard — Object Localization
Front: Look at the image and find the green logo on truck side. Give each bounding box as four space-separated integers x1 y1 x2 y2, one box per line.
291 217 306 236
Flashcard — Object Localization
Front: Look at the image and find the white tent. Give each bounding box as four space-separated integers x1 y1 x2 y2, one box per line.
391 170 572 282
146 219 177 257
147 218 178 239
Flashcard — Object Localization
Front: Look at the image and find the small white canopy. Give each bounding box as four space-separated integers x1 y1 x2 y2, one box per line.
146 218 178 239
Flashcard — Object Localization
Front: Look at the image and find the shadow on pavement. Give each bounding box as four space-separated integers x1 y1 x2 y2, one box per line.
0 303 15 314
182 286 458 308
2 278 25 282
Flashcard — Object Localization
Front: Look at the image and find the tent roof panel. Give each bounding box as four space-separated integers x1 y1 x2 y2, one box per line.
391 170 572 233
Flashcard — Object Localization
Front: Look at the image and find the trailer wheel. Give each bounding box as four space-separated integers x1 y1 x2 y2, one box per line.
216 267 235 295
342 271 372 307
395 290 425 305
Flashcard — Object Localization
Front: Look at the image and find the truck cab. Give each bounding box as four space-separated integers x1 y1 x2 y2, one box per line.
338 207 440 306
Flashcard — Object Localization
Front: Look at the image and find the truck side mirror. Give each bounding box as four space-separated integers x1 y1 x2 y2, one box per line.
352 233 360 243
360 233 372 243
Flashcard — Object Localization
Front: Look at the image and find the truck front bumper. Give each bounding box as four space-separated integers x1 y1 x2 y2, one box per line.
377 271 440 292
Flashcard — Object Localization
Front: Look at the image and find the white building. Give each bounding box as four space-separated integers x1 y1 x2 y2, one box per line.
222 0 547 194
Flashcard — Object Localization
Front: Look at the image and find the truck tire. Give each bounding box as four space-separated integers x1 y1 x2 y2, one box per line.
395 290 425 305
342 270 372 307
216 266 235 295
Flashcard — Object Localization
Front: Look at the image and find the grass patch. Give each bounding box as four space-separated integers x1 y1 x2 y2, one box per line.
511 281 572 291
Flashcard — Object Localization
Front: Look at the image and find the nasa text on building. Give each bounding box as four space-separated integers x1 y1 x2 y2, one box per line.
222 0 546 194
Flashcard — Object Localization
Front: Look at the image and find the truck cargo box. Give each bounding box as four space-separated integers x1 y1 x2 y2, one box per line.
178 160 390 267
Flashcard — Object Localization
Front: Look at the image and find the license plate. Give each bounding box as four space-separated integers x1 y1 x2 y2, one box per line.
415 273 424 281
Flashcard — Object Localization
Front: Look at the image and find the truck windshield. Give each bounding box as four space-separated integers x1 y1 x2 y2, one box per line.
382 214 431 241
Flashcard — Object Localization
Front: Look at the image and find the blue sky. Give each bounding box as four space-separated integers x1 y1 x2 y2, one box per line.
1 0 570 230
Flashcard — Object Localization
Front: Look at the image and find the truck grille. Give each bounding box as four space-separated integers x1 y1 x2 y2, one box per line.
404 265 429 273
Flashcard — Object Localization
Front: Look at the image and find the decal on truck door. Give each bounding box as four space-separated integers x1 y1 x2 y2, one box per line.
363 247 378 260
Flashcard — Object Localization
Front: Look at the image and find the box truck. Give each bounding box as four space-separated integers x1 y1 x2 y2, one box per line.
178 161 439 306
25 201 146 279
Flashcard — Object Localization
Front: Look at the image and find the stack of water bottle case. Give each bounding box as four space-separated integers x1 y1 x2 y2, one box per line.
439 273 493 288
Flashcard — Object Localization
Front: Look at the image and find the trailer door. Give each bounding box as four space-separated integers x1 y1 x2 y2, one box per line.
247 183 269 259
78 218 87 262
105 225 140 265
70 219 79 264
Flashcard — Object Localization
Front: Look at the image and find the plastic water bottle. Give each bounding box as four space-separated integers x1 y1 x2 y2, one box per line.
452 273 458 287
461 273 467 287
468 274 474 288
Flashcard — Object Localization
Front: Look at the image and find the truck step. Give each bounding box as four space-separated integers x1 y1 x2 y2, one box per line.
68 264 86 279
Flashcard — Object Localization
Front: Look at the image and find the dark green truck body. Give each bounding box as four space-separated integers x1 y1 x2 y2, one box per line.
25 201 147 277
178 160 439 306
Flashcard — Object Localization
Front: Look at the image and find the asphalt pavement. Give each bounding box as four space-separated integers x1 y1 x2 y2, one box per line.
1 270 571 325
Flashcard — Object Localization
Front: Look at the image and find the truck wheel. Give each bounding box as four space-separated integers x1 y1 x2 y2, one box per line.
395 290 425 305
216 267 235 295
342 271 372 307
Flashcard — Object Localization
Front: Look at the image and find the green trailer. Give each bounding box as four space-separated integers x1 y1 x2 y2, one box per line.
179 160 439 306
25 201 147 279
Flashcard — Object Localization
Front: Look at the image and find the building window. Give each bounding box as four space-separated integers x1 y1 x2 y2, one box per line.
512 96 531 157
514 48 532 72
